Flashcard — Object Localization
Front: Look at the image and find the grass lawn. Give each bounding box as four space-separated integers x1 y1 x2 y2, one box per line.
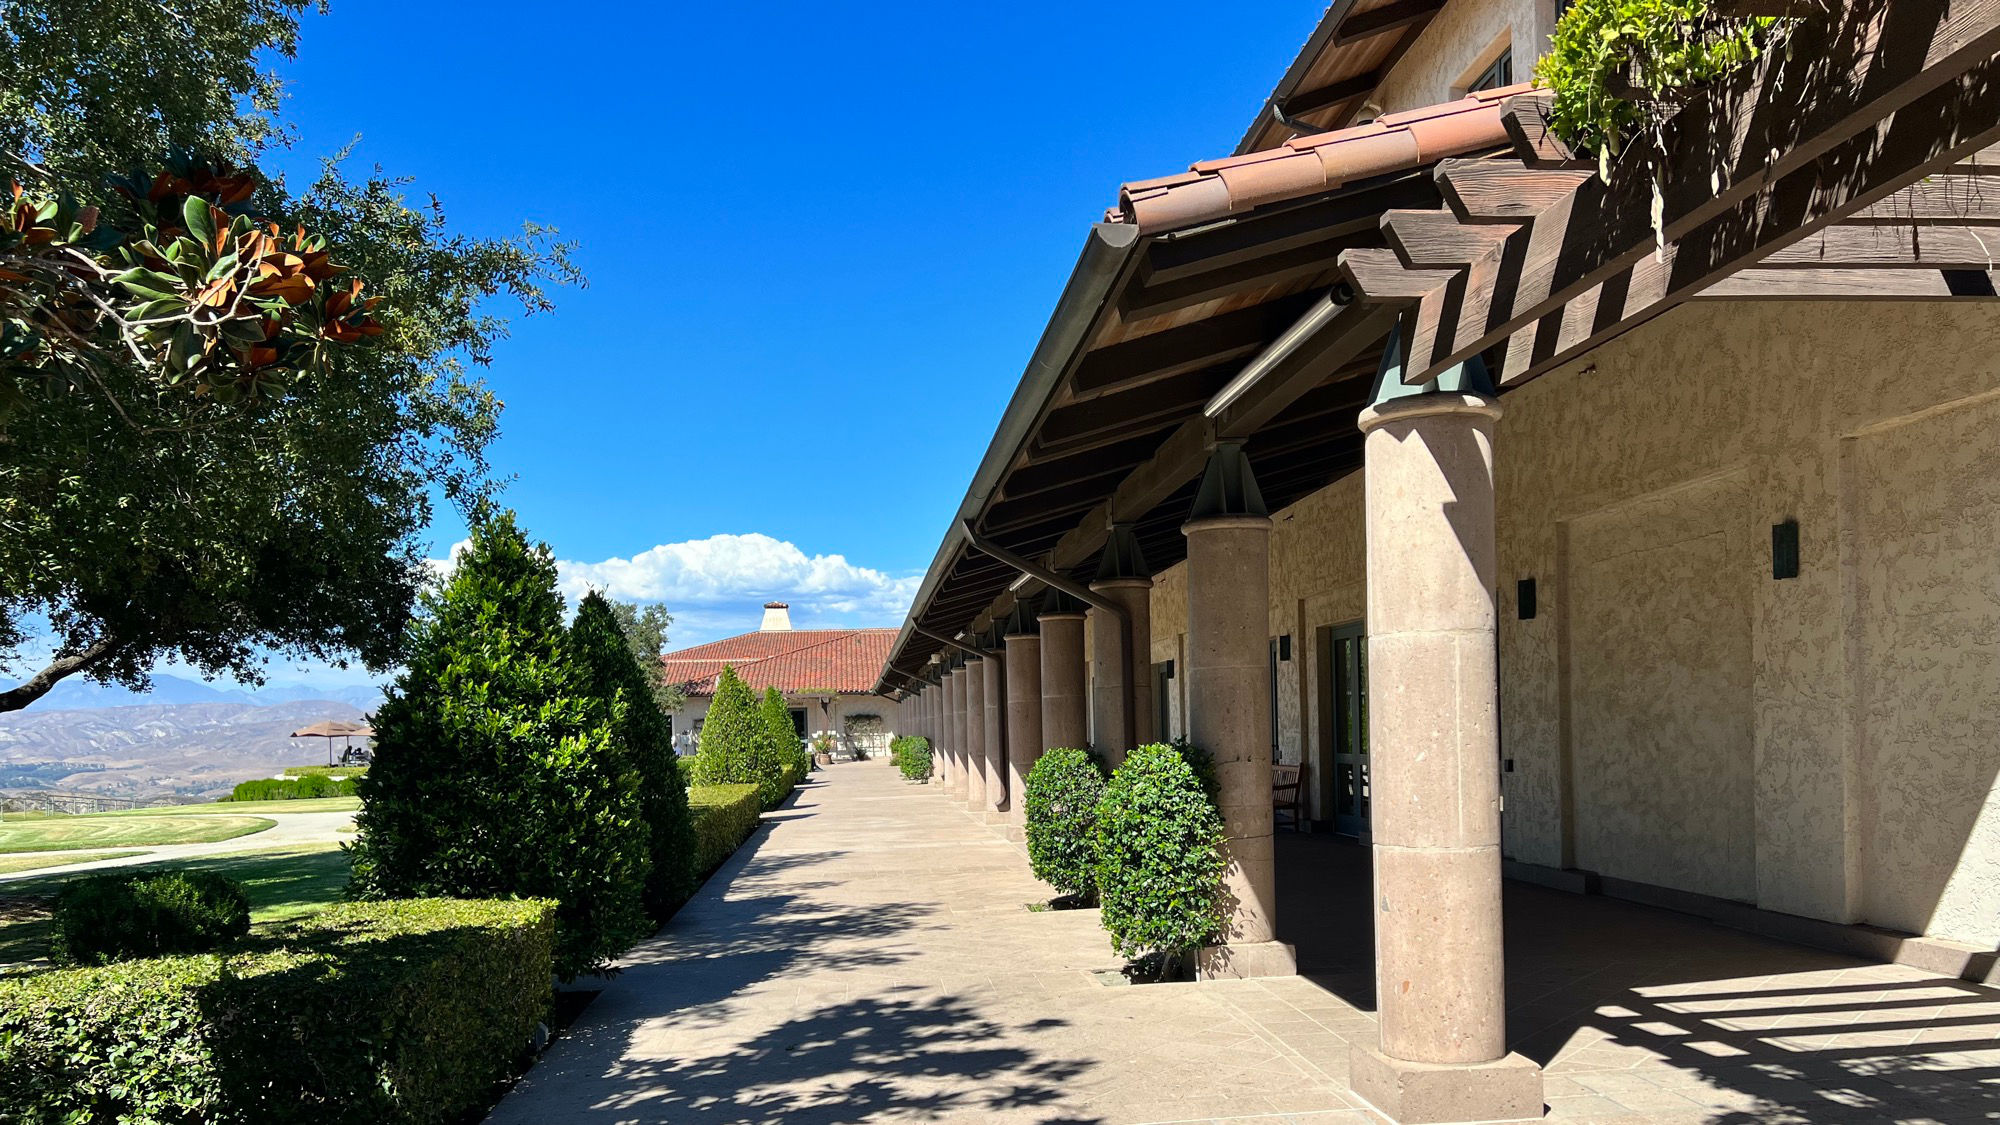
0 850 147 874
62 796 361 817
0 815 275 854
0 844 351 972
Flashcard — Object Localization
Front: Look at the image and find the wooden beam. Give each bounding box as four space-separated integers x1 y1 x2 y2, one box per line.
1281 72 1382 118
1404 0 2000 382
1335 0 1444 43
1693 267 1999 299
1760 223 2000 268
1067 294 1315 401
1120 232 1372 322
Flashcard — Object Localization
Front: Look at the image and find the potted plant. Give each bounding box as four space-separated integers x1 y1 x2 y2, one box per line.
811 731 837 766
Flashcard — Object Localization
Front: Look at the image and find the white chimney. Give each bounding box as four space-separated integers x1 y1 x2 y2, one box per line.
759 601 793 631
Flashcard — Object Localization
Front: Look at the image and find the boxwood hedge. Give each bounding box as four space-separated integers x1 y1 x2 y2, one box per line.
0 897 554 1125
890 735 932 782
226 774 360 801
689 783 763 875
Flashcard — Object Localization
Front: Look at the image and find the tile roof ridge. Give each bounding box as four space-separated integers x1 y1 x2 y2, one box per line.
1115 83 1535 235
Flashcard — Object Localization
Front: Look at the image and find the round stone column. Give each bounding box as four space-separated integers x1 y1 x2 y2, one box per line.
946 667 967 800
981 650 1008 821
1038 598 1089 753
1003 629 1043 838
1182 443 1294 981
963 655 987 811
1348 393 1541 1125
1090 576 1154 755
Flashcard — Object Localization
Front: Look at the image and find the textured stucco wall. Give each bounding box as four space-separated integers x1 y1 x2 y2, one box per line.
1145 299 2000 944
1371 0 1557 115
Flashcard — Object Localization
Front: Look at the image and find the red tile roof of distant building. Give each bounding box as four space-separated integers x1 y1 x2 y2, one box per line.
1114 83 1534 234
663 628 898 697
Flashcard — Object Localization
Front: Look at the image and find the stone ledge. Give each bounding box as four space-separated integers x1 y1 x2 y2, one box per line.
1348 1045 1543 1124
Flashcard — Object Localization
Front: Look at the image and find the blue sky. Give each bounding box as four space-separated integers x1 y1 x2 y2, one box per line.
247 2 1320 661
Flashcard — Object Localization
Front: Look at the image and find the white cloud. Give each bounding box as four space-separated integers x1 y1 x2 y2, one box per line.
555 533 918 647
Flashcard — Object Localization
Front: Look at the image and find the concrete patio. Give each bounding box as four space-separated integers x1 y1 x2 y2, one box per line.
486 763 2000 1124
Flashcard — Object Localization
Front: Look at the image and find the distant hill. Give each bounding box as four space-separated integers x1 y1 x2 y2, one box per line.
0 698 373 802
0 672 383 712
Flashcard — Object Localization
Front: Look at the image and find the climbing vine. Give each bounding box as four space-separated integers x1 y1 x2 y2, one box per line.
1535 0 1782 177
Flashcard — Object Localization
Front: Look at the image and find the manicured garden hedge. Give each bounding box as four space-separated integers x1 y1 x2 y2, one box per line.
226 774 360 801
689 783 763 875
0 897 554 1124
282 765 369 779
890 735 932 781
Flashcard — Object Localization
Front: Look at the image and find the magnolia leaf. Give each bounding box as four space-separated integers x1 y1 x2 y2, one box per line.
182 196 215 247
112 268 183 303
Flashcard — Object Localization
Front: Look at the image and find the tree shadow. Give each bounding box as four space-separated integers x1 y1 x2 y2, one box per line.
1278 834 2000 1121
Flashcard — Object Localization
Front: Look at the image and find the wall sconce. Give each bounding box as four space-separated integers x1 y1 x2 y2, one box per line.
1772 520 1800 580
1277 635 1292 661
1517 578 1537 620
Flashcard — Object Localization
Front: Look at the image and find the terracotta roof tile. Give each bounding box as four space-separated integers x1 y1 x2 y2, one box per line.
1116 83 1534 234
662 628 897 698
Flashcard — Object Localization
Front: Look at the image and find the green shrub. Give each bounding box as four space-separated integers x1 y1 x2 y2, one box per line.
688 667 768 788
1023 747 1107 903
50 869 251 965
890 735 933 781
1091 741 1227 973
347 512 650 980
227 774 360 801
282 765 368 779
756 686 806 808
1536 0 1778 171
688 783 762 875
570 592 698 922
0 897 553 1125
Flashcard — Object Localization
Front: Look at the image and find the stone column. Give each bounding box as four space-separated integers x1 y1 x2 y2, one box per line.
1086 526 1151 763
1038 592 1089 753
982 648 1008 822
1004 629 1043 839
963 655 987 811
1184 444 1295 980
946 668 966 800
1349 393 1540 1124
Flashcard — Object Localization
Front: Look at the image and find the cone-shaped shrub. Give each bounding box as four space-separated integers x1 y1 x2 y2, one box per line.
347 511 651 978
1091 741 1226 973
570 591 698 919
689 666 764 786
1023 746 1107 903
756 686 806 807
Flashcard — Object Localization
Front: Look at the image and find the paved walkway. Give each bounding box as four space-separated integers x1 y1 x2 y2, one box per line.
487 763 2000 1125
0 810 353 882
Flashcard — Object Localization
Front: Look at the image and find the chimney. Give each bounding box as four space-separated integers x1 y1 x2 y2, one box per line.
759 601 793 632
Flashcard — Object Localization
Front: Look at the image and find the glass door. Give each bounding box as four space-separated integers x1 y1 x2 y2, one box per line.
1325 623 1369 838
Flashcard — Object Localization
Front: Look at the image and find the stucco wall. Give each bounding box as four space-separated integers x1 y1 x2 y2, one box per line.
1371 0 1557 115
672 693 904 759
1145 299 2000 945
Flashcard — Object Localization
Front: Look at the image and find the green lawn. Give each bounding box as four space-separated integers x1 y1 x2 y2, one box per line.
0 814 275 854
0 844 351 972
57 796 361 817
0 850 146 874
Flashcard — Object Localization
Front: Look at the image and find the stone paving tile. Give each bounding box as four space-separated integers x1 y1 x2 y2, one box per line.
487 764 2000 1124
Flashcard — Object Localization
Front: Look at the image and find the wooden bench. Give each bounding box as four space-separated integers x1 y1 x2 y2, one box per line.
1273 762 1307 832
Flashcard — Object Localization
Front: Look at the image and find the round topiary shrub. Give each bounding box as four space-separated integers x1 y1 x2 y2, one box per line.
1091 741 1226 977
891 736 932 782
49 869 252 966
1023 746 1107 904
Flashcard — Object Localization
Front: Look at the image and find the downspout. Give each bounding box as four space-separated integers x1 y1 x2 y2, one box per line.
958 519 1137 753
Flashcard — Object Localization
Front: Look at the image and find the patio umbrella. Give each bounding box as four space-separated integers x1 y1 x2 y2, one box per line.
290 720 375 767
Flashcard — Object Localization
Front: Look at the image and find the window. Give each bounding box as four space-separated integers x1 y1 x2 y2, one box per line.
1466 49 1514 92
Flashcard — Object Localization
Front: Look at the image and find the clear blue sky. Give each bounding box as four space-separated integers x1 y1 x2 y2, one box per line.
259 1 1324 649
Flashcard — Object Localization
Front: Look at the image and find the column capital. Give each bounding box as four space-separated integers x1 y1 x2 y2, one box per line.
1036 587 1089 621
1357 392 1501 434
1187 440 1267 523
1093 522 1150 583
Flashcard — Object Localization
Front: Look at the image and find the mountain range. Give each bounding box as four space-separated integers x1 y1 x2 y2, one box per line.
0 672 384 712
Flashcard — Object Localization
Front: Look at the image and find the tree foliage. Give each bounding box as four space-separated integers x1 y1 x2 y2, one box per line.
1023 747 1107 904
609 599 685 713
571 591 696 920
347 513 649 979
0 0 579 711
1091 742 1226 975
757 685 806 804
688 666 766 788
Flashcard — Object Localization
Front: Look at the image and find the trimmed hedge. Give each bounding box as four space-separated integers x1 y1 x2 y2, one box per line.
282 765 369 779
1091 742 1226 973
0 897 554 1124
226 775 360 801
890 735 933 782
1024 747 1108 903
51 869 251 966
689 783 762 875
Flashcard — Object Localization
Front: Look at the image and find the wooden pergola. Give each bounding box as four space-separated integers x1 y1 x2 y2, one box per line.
1339 1 2000 392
